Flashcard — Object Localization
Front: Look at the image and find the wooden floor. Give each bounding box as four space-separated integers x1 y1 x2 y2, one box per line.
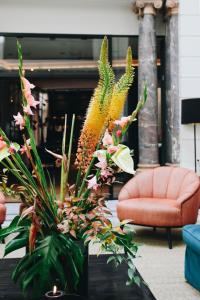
0 255 156 300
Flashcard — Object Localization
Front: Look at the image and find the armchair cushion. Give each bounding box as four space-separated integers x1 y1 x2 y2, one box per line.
117 198 182 227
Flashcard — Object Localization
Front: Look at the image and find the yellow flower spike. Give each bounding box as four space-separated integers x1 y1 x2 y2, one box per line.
76 37 115 171
108 47 134 130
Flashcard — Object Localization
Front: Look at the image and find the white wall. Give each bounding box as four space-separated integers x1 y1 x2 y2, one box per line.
0 0 164 36
180 0 200 172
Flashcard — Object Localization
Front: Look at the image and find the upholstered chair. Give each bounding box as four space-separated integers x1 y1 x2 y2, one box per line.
0 191 6 228
117 166 200 249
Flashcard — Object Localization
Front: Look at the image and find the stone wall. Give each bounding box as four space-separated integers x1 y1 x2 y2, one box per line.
180 0 200 172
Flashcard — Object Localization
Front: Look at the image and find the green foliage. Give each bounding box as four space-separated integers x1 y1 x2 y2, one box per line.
12 232 84 297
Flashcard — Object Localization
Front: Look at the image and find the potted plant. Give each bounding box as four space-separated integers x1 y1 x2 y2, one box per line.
0 37 147 299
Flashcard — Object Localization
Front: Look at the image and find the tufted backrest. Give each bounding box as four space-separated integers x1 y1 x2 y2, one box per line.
119 166 200 201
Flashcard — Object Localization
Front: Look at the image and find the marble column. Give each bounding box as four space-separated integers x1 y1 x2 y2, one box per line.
133 0 163 170
165 0 179 166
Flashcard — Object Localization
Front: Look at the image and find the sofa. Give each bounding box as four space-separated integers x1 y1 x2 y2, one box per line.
183 224 200 291
117 166 200 248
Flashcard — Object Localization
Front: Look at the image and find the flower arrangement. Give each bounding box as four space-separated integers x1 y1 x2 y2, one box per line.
0 37 147 298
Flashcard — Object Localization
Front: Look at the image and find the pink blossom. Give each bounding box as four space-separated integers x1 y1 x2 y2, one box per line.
20 139 31 156
95 152 107 169
116 130 122 137
107 145 119 154
13 112 25 130
22 77 35 91
26 94 40 108
102 130 113 146
0 140 6 150
9 143 16 154
21 77 39 108
88 176 99 191
100 169 112 179
23 105 33 115
114 116 131 128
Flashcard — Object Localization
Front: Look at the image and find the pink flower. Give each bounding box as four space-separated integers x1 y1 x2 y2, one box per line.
23 105 33 115
114 116 131 128
88 176 99 191
95 152 107 169
116 130 122 137
21 77 39 108
9 143 16 154
0 140 6 150
26 95 40 108
107 145 119 154
100 169 112 179
102 130 113 146
22 77 35 91
20 139 31 157
13 112 25 130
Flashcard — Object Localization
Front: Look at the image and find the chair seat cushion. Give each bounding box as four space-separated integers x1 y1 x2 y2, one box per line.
117 198 182 227
183 224 200 253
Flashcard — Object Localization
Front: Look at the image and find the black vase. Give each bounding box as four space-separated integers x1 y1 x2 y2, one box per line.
73 241 89 297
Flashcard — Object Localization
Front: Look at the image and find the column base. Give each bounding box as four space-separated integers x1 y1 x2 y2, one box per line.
165 163 180 167
136 163 160 174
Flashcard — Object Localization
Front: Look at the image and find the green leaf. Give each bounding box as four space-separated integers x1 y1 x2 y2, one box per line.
4 232 28 257
0 216 28 240
12 233 84 297
128 268 134 280
107 256 116 264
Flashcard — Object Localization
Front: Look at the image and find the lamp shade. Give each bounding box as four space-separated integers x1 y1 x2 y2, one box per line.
181 98 200 124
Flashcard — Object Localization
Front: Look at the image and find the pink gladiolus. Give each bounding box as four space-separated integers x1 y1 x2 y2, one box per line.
107 145 119 154
9 143 16 154
88 176 99 191
13 112 25 130
116 130 122 137
102 130 113 146
23 105 33 115
100 169 112 179
22 77 35 91
21 77 39 108
95 152 107 169
20 139 31 156
0 140 6 150
26 95 40 108
114 116 131 128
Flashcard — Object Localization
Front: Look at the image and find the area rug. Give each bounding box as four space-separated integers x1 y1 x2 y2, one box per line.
133 226 200 300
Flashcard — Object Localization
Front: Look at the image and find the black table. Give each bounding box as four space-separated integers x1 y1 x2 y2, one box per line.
0 255 156 300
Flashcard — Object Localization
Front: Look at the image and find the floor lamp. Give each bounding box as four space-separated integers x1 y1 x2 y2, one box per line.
181 98 200 172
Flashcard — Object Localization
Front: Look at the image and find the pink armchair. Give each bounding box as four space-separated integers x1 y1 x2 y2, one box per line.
117 166 200 248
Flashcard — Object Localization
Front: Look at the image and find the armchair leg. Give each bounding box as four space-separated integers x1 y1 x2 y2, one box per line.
166 227 172 249
153 227 156 232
